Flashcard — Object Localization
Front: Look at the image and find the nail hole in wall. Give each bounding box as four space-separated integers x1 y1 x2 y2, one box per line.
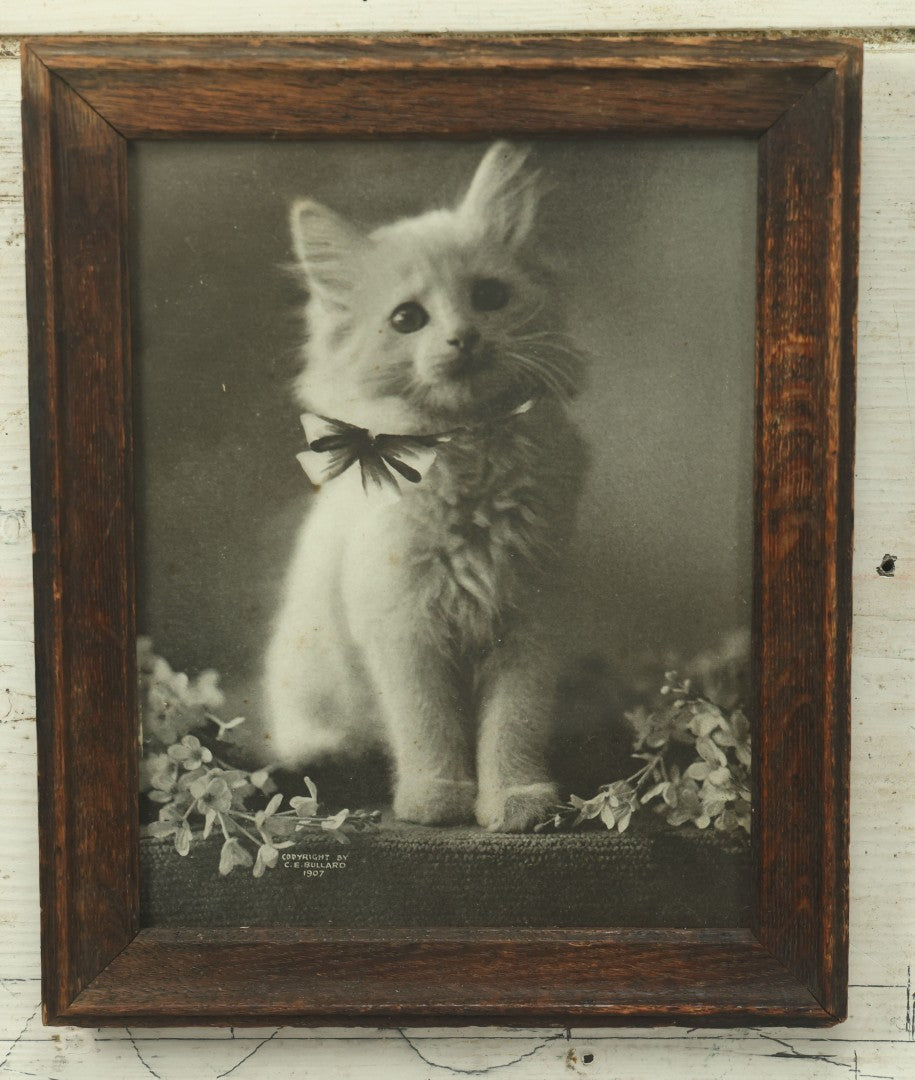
877 553 898 577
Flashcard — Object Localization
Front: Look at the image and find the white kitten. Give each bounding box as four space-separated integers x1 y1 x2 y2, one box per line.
264 142 589 831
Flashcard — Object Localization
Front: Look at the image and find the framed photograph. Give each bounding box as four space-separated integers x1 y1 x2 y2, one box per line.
23 34 860 1026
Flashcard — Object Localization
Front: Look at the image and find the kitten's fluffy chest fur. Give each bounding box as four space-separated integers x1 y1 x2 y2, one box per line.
336 401 585 652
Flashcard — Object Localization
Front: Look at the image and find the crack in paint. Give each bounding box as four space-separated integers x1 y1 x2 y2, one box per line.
0 1006 40 1075
216 1029 281 1078
397 1030 565 1075
125 1027 163 1080
755 1031 895 1079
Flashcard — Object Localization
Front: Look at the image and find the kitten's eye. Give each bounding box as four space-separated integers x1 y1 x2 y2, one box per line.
389 301 429 334
471 277 510 312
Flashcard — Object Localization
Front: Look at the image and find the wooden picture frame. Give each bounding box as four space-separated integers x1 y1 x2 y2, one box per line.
22 33 860 1027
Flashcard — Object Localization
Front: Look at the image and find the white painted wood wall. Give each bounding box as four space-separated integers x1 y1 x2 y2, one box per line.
1 5 912 1077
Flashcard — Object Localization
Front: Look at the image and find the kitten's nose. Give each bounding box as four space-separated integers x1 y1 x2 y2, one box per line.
447 328 481 353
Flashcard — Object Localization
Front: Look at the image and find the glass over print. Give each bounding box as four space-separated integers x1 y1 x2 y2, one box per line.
131 137 756 928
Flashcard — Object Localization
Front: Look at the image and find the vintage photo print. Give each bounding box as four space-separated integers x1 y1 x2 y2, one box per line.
133 138 756 927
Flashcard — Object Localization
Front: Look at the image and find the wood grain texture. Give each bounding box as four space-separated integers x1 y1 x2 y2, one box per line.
22 46 139 1024
67 929 827 1026
19 34 859 1028
754 52 861 1020
25 35 849 138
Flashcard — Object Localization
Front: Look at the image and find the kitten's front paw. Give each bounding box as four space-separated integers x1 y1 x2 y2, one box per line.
393 778 477 826
476 782 559 833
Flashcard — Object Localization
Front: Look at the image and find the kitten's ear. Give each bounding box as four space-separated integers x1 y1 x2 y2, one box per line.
458 141 540 247
289 199 365 299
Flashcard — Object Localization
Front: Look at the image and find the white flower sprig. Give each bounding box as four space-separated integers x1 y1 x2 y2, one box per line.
138 641 380 876
537 671 751 836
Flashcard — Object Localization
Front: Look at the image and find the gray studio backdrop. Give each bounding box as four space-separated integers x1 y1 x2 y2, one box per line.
130 138 757 760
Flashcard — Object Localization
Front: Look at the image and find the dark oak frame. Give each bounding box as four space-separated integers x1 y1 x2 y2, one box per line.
22 34 860 1027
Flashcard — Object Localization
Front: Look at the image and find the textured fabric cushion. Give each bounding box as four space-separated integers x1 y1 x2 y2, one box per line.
141 818 750 928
